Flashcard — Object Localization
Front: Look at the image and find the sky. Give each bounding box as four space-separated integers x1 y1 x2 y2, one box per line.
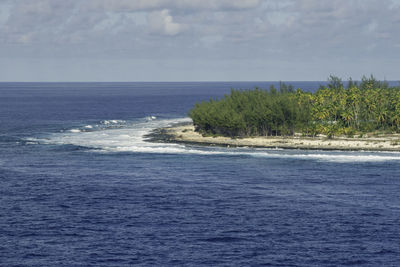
0 0 400 82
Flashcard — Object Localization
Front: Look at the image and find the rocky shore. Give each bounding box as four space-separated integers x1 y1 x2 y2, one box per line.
145 122 400 152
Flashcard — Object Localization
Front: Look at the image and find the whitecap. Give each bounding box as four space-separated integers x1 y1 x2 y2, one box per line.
25 141 38 145
101 119 126 125
145 116 157 121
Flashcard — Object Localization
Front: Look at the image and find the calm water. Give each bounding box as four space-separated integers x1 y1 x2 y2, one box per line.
1 82 400 266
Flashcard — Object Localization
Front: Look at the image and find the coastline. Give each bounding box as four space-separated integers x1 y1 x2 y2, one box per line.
145 122 400 152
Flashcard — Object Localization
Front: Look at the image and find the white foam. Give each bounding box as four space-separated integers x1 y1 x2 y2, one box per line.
250 151 400 163
101 119 126 125
22 137 39 145
84 125 93 129
25 141 38 145
33 117 400 163
145 116 157 121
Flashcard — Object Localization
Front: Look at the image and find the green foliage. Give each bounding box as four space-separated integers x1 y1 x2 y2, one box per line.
189 77 400 137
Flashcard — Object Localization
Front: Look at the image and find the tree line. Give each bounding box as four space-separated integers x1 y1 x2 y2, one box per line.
188 76 400 138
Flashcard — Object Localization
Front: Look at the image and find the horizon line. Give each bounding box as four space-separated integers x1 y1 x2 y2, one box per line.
1 79 399 83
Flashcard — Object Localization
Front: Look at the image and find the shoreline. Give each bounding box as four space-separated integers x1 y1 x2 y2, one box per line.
145 122 400 152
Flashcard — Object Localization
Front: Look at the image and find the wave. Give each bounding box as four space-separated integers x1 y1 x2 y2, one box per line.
30 117 400 163
145 116 157 121
101 119 126 125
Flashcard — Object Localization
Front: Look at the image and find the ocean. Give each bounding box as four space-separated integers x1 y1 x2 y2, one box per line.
1 82 400 266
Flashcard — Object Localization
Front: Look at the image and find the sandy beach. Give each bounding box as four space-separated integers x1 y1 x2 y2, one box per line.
147 123 400 151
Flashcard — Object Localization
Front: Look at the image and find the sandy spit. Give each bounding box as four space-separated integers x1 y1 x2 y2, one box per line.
146 123 400 152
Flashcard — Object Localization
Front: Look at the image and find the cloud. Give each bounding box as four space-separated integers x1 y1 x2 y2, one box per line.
147 9 185 36
1 0 400 81
0 0 260 44
85 0 261 12
2 0 399 49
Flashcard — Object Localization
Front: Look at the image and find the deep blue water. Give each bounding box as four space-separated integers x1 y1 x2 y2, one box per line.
1 82 400 266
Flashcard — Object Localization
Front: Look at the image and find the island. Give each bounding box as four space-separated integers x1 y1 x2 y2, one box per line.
147 76 400 151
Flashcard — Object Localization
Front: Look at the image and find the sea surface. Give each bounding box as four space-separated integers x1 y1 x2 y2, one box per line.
1 82 400 266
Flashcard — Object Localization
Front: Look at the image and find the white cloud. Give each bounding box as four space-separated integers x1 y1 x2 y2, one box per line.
147 9 185 36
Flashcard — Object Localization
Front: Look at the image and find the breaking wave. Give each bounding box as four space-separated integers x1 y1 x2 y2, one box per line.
30 117 400 163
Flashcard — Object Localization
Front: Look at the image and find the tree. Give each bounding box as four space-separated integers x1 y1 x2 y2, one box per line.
189 76 400 137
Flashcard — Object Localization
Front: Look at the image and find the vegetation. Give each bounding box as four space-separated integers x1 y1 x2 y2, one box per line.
189 76 400 138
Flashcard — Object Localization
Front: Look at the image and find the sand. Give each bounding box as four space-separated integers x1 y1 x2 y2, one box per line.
148 123 400 151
